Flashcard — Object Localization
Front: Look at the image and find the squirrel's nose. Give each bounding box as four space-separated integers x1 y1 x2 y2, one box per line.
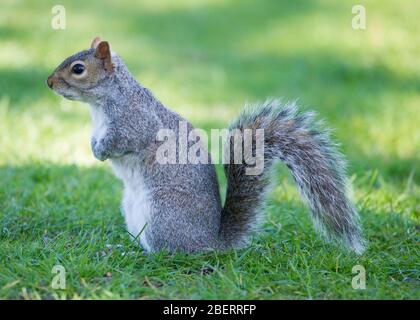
47 75 54 89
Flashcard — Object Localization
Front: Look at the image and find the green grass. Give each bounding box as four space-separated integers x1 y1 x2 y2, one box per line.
0 0 419 299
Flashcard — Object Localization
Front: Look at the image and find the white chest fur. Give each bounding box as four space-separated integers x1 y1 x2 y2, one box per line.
111 154 152 252
89 105 152 252
89 105 108 142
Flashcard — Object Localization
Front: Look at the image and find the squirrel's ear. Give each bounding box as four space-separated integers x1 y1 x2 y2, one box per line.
95 41 114 72
90 36 102 49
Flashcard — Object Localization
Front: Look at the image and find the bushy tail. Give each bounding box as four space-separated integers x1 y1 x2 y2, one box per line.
219 99 365 254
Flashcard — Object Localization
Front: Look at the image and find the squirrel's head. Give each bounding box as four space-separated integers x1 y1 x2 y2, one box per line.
47 37 115 101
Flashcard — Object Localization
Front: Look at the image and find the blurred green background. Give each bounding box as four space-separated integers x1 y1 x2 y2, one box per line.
1 0 419 175
0 0 418 299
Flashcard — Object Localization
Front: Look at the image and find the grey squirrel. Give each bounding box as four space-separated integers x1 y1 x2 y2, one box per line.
47 37 365 254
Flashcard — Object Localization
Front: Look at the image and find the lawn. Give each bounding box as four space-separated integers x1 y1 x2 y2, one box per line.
0 0 419 299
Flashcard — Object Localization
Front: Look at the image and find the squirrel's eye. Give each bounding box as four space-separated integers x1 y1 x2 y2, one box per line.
72 63 85 75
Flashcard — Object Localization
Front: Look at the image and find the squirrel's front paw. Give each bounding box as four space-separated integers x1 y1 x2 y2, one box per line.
92 140 110 161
